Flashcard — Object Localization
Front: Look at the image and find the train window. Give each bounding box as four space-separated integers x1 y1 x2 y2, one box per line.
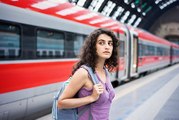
177 49 179 56
74 35 85 57
64 33 85 58
144 45 154 56
176 49 179 56
175 49 177 56
119 41 124 57
157 47 162 56
149 46 155 56
142 44 147 56
163 48 167 56
138 43 143 56
37 30 64 58
119 33 126 57
0 23 20 59
154 46 157 56
146 45 150 56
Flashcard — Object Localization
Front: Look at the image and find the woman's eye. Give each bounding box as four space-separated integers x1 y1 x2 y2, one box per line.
108 42 113 46
99 42 105 45
98 41 113 46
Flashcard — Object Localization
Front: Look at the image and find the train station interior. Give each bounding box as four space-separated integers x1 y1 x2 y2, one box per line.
0 0 179 120
68 0 179 45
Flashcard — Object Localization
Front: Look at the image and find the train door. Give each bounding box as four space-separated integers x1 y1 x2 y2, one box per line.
116 26 131 82
111 29 129 84
130 34 138 77
117 32 128 82
170 46 173 64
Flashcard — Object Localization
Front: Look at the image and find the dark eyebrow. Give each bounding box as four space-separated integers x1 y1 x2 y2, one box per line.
97 39 112 42
97 39 105 42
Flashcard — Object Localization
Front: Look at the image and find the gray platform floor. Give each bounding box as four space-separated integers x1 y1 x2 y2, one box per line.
110 64 179 120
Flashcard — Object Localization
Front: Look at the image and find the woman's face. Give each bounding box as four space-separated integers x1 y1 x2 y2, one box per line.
96 34 113 59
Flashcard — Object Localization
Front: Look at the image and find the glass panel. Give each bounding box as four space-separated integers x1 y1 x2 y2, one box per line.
119 33 126 57
37 30 64 58
119 41 124 57
74 35 85 57
0 23 20 58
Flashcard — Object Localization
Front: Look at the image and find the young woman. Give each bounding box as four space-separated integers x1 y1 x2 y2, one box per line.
58 28 119 120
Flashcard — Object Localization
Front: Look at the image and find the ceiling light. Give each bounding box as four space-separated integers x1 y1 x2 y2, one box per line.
133 17 141 27
77 0 86 6
131 3 135 8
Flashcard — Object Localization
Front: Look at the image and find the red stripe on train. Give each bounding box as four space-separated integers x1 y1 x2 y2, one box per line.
0 61 76 93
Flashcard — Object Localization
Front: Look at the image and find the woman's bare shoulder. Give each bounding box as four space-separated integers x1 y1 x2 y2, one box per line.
74 67 88 76
71 67 89 82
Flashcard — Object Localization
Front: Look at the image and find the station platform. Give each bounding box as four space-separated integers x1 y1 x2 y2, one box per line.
37 64 179 120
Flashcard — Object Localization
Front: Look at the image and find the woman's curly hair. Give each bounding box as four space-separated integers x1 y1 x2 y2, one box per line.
72 28 119 75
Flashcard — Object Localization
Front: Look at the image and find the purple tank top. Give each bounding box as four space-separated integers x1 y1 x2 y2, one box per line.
77 68 115 120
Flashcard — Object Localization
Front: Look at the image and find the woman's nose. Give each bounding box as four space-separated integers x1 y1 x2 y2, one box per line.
105 43 110 48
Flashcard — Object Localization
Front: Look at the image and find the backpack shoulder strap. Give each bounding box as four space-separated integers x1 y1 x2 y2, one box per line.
104 67 110 77
81 65 99 85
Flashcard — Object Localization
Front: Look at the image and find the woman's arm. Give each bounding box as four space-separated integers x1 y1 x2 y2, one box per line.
57 68 103 109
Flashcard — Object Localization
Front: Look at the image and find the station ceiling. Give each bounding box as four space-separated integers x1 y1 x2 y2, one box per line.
69 0 179 29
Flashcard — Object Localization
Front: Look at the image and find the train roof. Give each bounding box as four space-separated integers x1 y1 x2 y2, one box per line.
2 0 178 47
1 0 126 34
171 42 179 48
130 26 173 46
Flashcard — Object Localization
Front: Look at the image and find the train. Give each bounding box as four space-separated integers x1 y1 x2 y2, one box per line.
1 1 179 120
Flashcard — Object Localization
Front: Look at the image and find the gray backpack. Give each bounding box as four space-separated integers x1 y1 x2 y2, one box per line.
52 65 98 120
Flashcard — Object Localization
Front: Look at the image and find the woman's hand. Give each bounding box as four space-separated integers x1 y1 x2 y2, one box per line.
90 83 104 102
